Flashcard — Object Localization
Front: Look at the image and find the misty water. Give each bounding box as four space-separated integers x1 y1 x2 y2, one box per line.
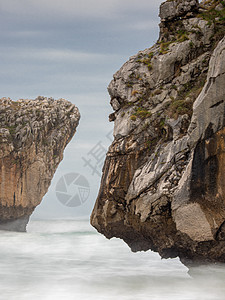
0 219 225 300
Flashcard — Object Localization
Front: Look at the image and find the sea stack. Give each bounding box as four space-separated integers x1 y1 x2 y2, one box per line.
0 96 80 231
91 0 225 263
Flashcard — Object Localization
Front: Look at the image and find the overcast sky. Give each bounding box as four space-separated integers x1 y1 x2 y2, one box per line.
0 0 163 219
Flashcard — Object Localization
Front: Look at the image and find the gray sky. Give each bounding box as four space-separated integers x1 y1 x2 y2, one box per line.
0 0 163 219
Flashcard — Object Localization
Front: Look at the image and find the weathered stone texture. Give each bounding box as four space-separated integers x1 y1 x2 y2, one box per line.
91 0 225 263
159 0 198 21
0 97 80 231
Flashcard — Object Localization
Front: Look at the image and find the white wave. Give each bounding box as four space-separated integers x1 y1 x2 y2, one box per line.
0 220 224 300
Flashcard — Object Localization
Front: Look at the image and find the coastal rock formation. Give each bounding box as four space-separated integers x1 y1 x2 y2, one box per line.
0 97 80 231
91 0 225 263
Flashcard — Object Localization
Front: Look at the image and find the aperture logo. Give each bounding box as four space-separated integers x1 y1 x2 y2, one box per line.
55 173 90 207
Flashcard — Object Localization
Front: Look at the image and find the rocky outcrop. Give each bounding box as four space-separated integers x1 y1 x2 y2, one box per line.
159 0 199 21
91 0 225 263
0 96 80 231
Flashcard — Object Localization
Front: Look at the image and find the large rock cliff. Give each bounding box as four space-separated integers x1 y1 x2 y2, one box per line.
91 0 225 263
0 96 80 231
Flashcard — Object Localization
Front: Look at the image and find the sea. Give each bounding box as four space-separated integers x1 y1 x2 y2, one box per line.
0 219 225 300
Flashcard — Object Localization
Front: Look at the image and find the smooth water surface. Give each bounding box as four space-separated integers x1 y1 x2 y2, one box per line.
0 220 224 300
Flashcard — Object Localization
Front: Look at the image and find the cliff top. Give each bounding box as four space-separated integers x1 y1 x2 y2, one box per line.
0 96 80 157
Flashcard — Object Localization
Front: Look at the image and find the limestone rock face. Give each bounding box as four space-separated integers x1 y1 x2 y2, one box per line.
91 0 225 263
0 96 80 231
159 0 198 21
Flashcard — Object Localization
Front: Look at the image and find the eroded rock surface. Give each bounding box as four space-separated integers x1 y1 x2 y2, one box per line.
91 0 225 263
0 96 80 231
